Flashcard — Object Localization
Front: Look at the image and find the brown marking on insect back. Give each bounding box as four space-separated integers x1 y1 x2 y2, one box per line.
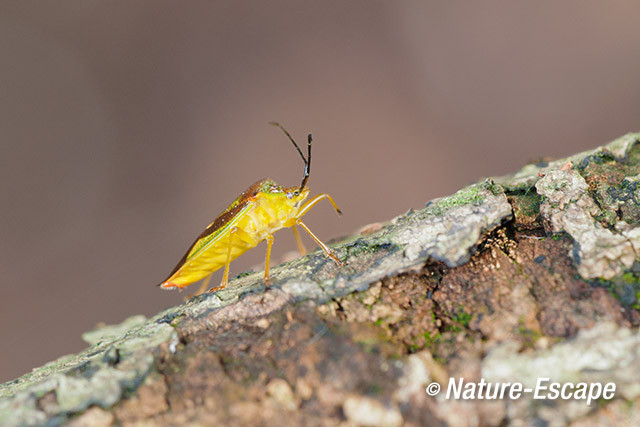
158 179 282 286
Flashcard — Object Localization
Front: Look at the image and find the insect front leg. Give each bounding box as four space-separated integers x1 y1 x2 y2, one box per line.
295 219 343 266
297 193 342 218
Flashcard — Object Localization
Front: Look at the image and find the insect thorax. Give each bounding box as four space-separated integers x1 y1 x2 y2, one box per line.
245 185 309 238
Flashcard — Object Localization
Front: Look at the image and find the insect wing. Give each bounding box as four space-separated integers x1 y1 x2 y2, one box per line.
185 202 250 260
160 200 253 286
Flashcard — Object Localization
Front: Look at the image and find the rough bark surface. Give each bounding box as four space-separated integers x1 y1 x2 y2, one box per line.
2 133 640 426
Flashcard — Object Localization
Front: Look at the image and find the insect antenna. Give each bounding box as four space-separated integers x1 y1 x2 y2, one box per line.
269 122 312 193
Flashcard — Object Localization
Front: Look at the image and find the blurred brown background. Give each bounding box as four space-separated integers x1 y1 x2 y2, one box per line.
1 1 639 382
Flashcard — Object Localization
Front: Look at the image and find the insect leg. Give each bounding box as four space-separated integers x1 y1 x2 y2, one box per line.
292 225 307 255
194 274 213 296
208 227 237 293
297 193 342 218
295 219 343 266
264 234 274 284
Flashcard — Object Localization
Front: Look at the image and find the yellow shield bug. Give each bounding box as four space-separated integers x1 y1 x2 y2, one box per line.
158 122 343 294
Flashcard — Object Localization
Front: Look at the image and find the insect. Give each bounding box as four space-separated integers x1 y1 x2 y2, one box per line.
158 122 343 294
